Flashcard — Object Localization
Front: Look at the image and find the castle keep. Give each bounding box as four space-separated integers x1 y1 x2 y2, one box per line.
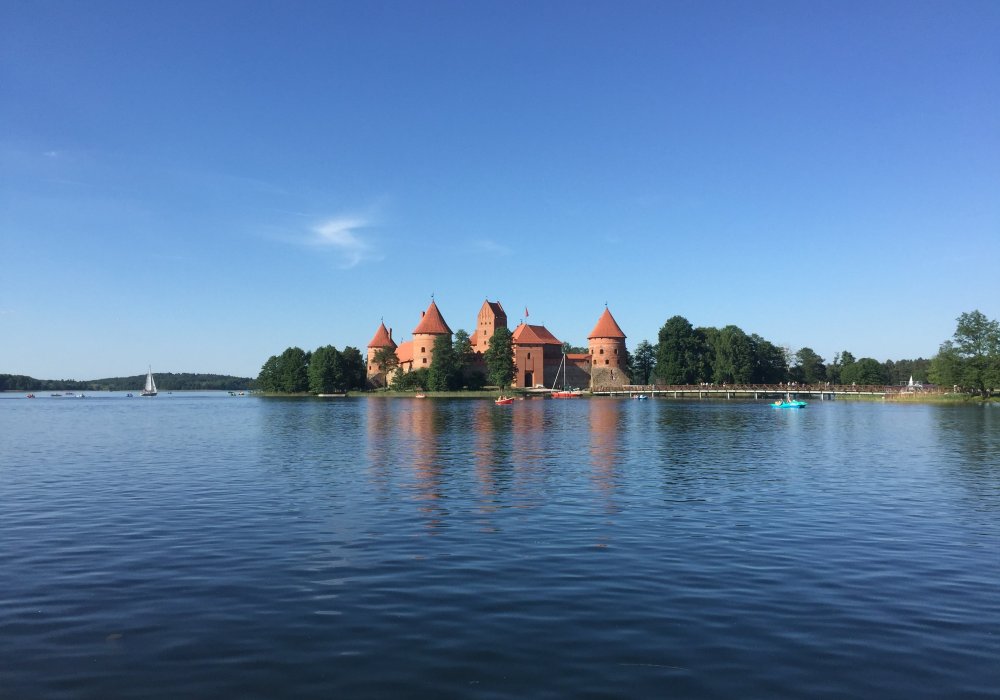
366 299 629 390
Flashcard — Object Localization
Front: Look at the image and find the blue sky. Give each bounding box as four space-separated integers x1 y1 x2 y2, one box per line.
2 0 998 379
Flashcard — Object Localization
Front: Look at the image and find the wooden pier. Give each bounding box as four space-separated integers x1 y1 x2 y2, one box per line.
591 384 945 400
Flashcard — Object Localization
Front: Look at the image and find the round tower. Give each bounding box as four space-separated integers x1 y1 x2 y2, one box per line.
366 321 397 387
412 299 452 369
588 306 629 388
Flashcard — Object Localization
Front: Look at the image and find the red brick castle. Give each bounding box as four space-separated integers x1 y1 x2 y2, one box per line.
366 299 629 390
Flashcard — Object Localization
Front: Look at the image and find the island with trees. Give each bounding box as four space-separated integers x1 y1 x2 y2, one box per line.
253 308 998 400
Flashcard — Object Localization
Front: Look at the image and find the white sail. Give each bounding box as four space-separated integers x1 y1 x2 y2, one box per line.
142 367 157 396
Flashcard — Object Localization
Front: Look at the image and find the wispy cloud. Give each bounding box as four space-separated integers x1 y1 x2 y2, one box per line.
472 238 512 256
309 216 379 268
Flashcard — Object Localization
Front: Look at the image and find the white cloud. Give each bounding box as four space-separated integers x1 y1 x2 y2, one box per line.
310 216 378 268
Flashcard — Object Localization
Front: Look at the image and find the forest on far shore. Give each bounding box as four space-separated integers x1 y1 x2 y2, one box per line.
0 373 253 392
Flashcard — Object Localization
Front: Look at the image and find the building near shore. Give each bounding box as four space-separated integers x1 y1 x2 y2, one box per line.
366 298 630 389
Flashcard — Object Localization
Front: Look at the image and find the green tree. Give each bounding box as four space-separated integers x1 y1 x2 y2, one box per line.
257 355 281 392
395 367 430 391
452 329 476 387
341 346 367 390
841 358 887 385
274 347 309 392
655 316 708 384
561 341 587 355
826 351 856 384
711 325 754 384
484 326 515 390
428 334 462 391
370 347 399 388
630 340 656 384
308 345 343 394
929 310 1000 397
453 329 474 366
791 347 826 384
749 334 788 383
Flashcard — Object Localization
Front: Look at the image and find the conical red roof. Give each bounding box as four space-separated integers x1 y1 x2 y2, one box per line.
587 307 626 339
412 300 452 335
367 321 396 349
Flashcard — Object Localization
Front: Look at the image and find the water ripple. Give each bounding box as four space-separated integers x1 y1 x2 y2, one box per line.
1 395 998 698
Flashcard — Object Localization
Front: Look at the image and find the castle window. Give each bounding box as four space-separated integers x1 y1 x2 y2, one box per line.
422 358 427 364
599 348 604 355
593 360 597 365
527 352 531 359
420 347 425 353
614 348 618 355
605 359 609 365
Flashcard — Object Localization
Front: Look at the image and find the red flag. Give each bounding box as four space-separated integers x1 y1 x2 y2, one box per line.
524 307 529 318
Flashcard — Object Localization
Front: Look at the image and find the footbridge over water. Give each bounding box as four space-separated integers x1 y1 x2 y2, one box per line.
591 384 943 400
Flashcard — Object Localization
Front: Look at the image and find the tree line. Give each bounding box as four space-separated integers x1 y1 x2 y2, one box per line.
625 310 998 397
259 327 520 394
256 346 368 394
625 315 938 389
0 373 252 392
927 310 1000 397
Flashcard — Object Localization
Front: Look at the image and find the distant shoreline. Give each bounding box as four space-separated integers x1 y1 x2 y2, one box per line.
0 372 253 393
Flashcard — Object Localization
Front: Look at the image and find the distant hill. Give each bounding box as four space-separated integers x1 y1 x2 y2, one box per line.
0 372 254 392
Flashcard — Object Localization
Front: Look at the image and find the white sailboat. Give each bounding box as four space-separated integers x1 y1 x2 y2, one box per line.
551 353 581 398
141 366 157 396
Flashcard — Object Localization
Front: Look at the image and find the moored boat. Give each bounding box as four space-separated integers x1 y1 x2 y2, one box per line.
772 399 807 408
552 389 583 398
551 353 582 398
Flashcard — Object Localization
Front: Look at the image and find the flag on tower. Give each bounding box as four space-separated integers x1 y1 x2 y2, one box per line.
525 306 529 318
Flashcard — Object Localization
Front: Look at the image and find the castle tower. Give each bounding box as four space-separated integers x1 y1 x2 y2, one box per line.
588 306 629 388
366 321 397 387
472 299 507 353
412 299 452 369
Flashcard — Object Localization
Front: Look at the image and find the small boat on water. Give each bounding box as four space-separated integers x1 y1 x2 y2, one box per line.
495 396 514 405
141 367 157 397
632 394 648 400
415 393 427 399
26 394 36 399
772 399 807 408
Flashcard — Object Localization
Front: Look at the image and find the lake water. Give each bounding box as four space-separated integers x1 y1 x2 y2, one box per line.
1 393 998 698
